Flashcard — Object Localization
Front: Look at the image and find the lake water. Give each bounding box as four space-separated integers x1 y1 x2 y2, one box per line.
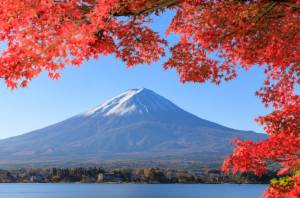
0 184 267 198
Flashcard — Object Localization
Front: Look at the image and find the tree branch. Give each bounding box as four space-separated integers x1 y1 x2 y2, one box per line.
113 0 180 16
77 0 181 16
280 2 300 9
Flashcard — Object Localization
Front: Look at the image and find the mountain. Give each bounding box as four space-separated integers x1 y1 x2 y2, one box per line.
0 88 266 168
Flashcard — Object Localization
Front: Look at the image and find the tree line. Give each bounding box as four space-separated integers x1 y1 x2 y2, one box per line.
0 167 276 184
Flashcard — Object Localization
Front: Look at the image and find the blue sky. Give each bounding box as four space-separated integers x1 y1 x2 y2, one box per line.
0 11 270 139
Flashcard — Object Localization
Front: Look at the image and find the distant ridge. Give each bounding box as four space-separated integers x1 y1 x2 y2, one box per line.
0 88 266 168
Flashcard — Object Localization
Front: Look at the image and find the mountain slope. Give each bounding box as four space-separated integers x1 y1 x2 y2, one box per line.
0 88 266 167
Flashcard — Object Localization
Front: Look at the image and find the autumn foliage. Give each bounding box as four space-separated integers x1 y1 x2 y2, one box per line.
0 0 299 197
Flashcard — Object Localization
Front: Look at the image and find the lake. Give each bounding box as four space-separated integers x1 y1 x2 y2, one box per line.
0 184 266 198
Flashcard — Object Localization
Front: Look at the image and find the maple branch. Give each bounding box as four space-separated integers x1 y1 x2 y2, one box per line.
254 1 278 23
114 0 180 16
91 0 180 40
280 1 300 9
77 0 180 16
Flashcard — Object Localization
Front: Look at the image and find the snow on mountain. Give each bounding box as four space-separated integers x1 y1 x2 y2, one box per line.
83 89 143 116
82 88 180 117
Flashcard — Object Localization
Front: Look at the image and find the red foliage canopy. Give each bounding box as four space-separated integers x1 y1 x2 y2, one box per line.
0 0 299 197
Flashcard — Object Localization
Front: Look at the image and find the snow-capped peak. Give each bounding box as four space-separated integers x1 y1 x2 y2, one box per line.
83 88 146 117
81 88 180 117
